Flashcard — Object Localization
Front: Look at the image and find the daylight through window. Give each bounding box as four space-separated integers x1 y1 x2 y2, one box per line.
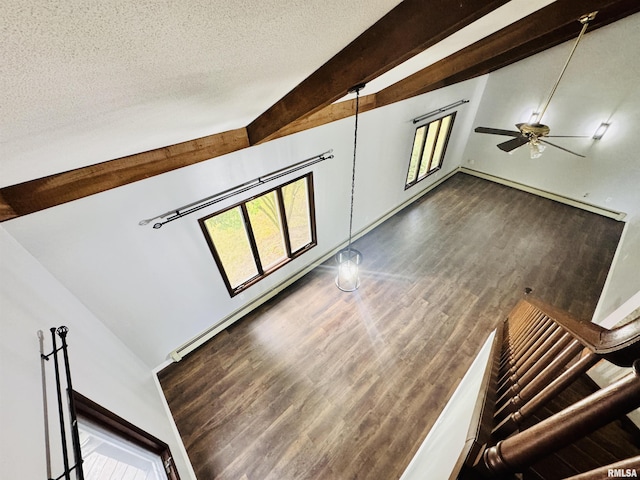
199 173 316 296
73 391 179 480
405 112 456 188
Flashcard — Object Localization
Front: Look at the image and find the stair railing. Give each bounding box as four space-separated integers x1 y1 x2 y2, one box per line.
457 297 640 479
476 360 640 476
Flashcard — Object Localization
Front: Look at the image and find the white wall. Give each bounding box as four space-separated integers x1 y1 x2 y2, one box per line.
0 226 195 480
3 13 639 479
400 331 496 480
462 13 640 323
587 290 640 428
2 77 485 368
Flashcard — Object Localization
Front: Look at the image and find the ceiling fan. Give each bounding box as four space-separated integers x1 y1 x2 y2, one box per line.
475 11 598 159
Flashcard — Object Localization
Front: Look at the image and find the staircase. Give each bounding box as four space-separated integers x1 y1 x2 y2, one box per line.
457 297 640 479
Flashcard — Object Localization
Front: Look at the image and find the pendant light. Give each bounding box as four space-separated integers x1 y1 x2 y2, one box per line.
336 83 365 292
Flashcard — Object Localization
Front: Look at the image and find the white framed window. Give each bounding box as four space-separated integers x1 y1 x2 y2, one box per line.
73 391 180 480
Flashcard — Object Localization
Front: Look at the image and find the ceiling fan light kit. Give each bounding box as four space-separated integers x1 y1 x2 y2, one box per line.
529 141 546 159
475 11 599 159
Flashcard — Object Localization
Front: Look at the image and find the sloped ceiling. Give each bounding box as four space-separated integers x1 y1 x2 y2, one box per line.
3 0 638 221
3 1 640 368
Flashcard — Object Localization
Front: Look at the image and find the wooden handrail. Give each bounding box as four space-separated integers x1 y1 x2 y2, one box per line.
526 297 640 366
457 298 640 479
476 360 640 477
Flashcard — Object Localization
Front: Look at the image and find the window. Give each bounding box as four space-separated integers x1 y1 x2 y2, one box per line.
73 391 180 480
405 112 456 189
199 173 316 296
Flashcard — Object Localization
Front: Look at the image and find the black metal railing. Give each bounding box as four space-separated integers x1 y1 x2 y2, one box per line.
40 327 84 480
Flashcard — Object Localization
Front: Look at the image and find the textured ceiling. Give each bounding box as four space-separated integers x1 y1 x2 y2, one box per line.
1 0 401 182
3 0 400 134
1 0 553 187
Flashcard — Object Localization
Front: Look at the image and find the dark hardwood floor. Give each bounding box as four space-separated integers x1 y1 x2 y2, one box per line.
158 173 624 480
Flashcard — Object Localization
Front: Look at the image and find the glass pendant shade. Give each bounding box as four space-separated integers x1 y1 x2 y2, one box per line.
529 141 546 159
335 248 362 292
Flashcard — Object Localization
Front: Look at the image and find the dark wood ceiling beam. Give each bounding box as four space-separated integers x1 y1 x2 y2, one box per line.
245 0 511 145
0 128 249 220
408 0 640 98
0 193 18 220
258 0 640 142
1 0 637 222
268 94 378 141
376 0 640 108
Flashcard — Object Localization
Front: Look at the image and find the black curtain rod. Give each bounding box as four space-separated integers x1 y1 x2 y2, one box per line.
412 99 469 124
40 327 85 480
139 149 334 229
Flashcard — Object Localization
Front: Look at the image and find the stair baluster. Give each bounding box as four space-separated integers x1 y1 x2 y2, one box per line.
476 360 640 477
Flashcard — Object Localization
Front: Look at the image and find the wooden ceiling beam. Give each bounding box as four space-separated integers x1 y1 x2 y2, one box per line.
245 0 510 145
376 0 640 108
267 94 378 141
0 128 249 220
2 0 637 222
257 0 640 142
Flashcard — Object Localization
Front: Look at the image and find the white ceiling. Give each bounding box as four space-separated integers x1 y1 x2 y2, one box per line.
3 3 640 368
1 0 553 187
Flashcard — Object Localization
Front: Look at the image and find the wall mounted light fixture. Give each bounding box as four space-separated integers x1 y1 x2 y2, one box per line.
593 122 610 140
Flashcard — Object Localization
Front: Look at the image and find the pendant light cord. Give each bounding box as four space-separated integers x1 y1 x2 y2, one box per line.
347 85 362 252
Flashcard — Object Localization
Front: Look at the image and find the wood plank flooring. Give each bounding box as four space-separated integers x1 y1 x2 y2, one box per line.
158 173 624 480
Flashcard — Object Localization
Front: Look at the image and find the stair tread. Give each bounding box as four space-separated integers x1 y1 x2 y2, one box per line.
526 452 579 479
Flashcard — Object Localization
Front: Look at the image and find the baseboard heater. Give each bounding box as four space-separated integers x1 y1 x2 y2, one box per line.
168 167 459 362
460 167 626 221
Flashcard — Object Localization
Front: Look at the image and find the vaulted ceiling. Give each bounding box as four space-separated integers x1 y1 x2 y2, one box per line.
2 0 638 221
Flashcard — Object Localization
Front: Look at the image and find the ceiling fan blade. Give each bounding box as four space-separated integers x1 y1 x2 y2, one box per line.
475 126 521 137
497 136 529 153
538 139 585 158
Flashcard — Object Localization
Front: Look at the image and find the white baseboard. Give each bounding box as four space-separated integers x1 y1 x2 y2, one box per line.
167 168 458 362
460 167 626 221
168 165 625 363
